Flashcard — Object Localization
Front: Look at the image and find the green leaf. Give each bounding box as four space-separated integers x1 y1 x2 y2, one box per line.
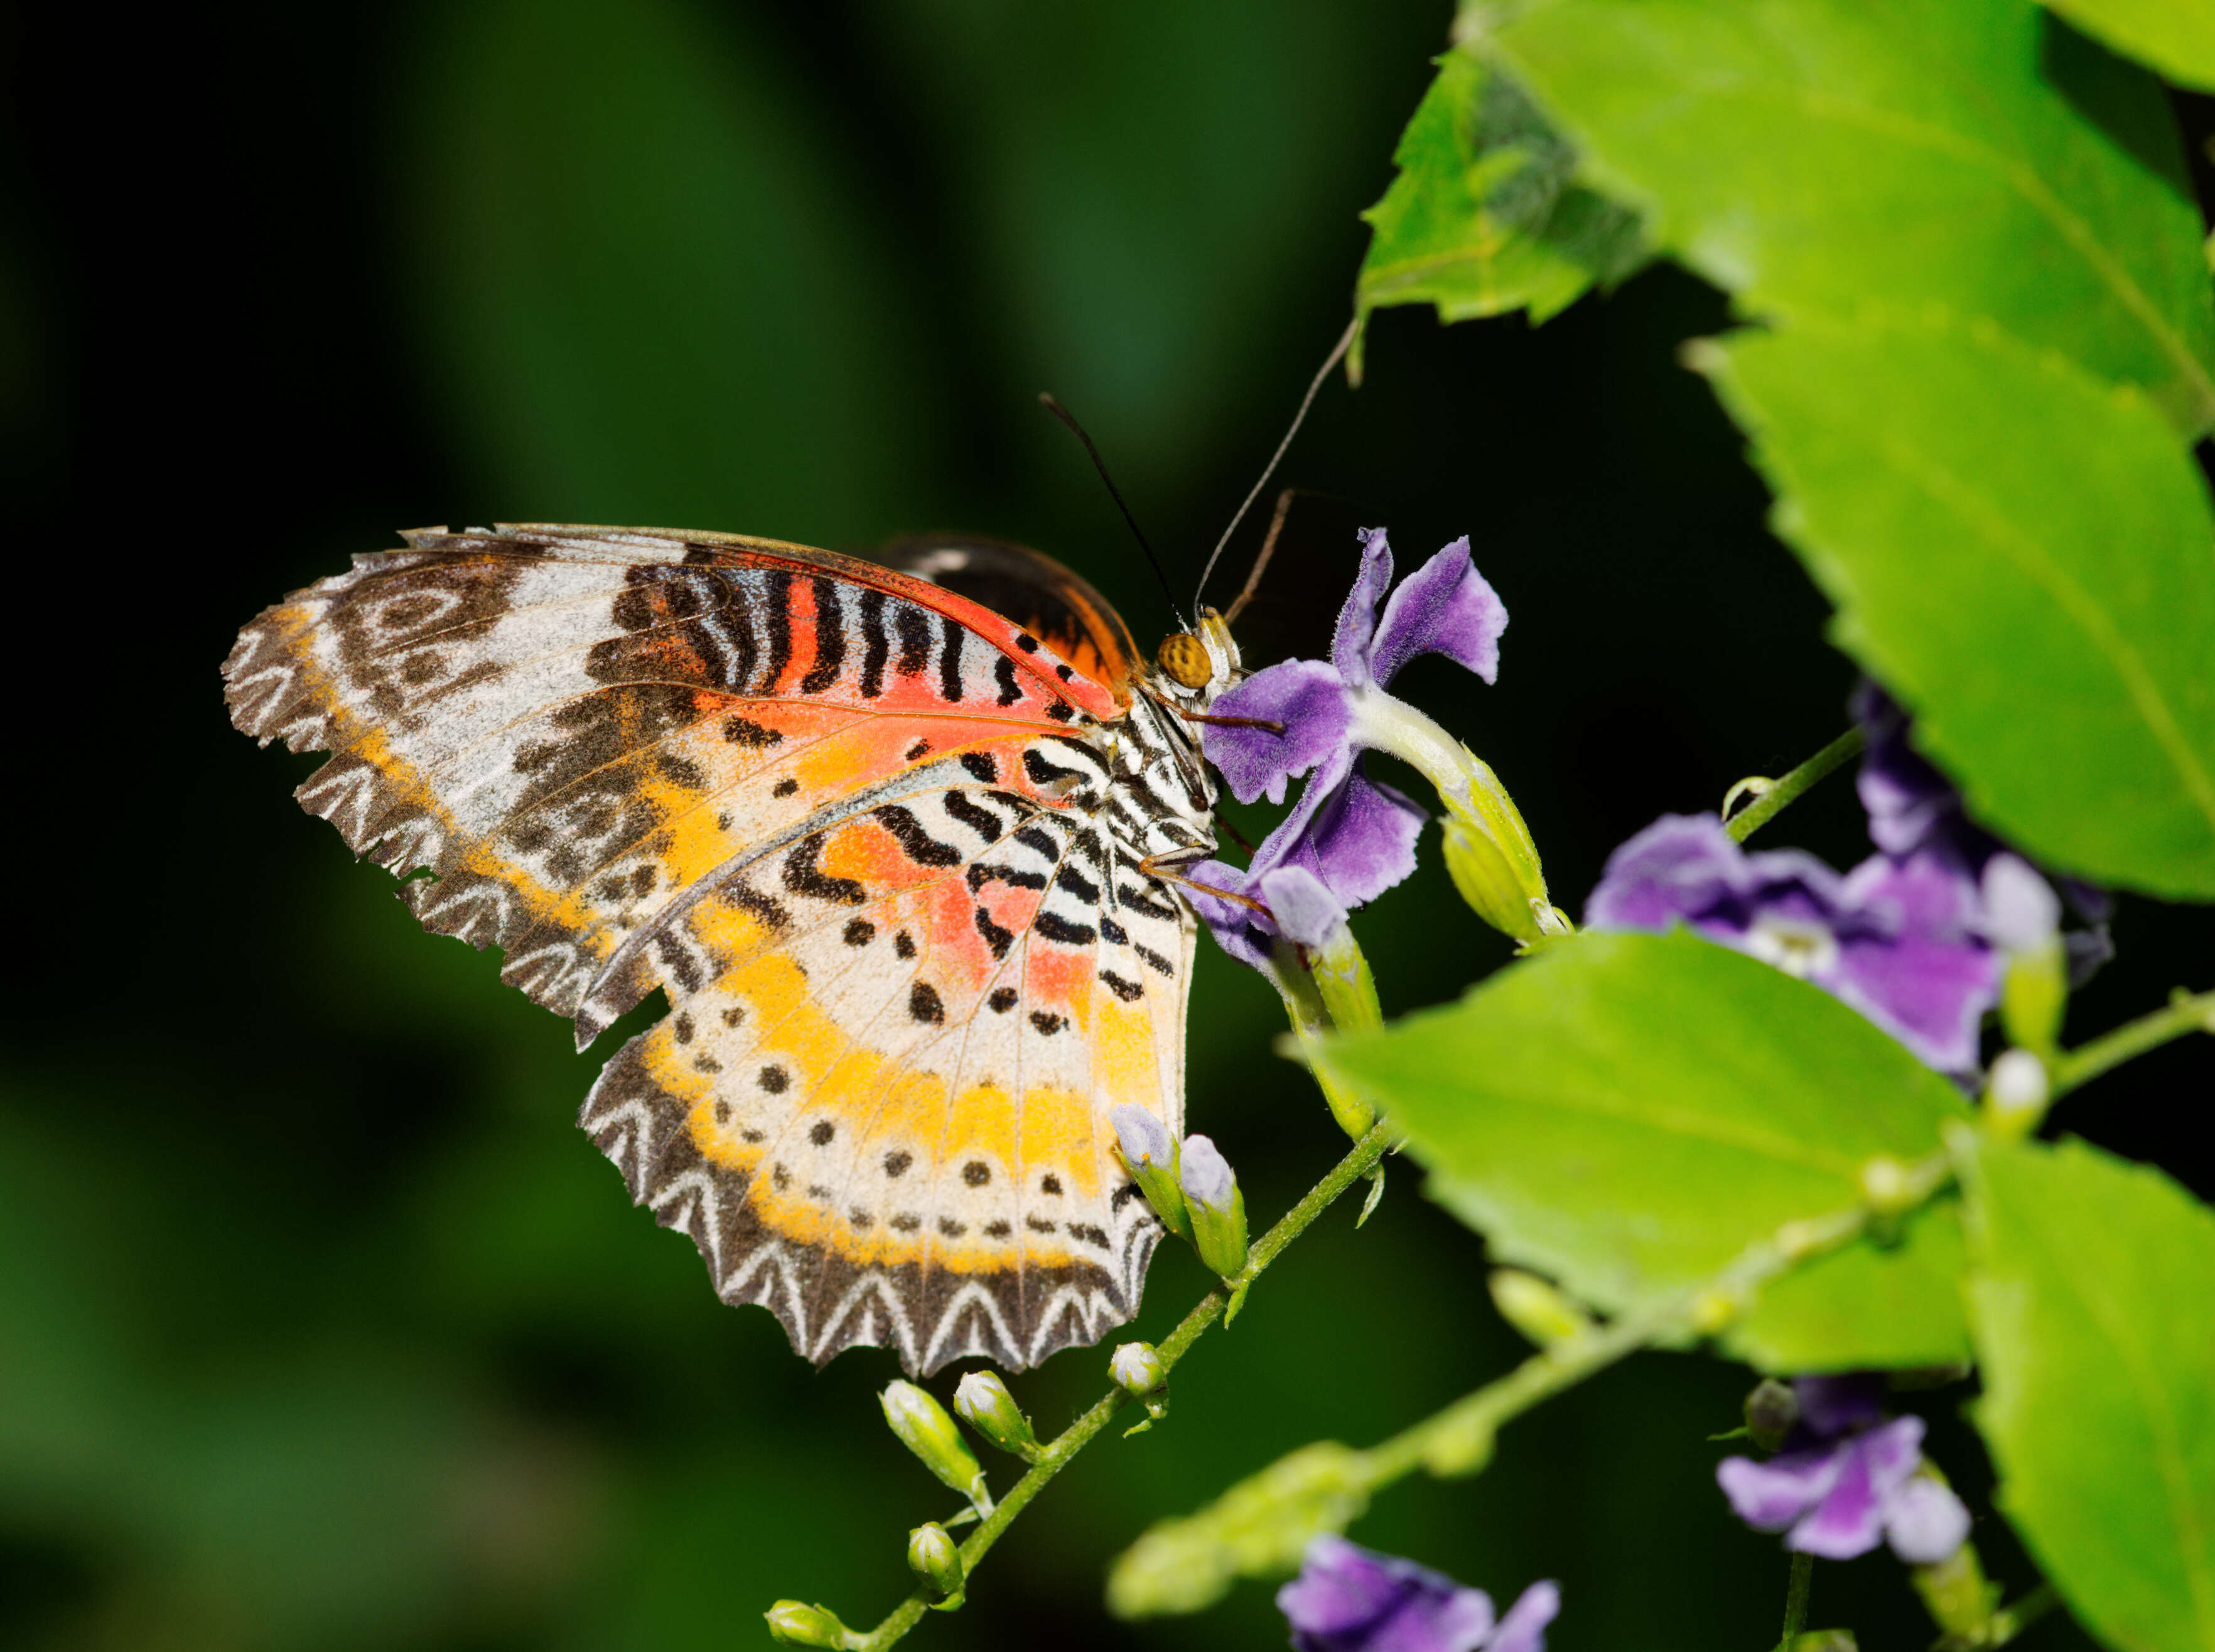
1698 318 2215 899
1352 50 1644 372
2039 0 2215 95
1490 0 2215 432
1962 1134 2215 1652
1315 931 1974 1371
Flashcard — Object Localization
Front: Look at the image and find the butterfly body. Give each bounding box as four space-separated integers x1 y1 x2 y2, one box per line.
225 524 1237 1374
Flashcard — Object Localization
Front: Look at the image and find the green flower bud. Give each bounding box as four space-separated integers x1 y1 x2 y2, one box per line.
1439 769 1566 947
1487 1268 1592 1348
1743 1378 1797 1453
1177 1133 1249 1278
765 1600 852 1647
1108 1105 1192 1241
880 1379 989 1511
952 1370 1038 1459
1911 1538 2000 1641
906 1521 965 1602
1981 1048 2051 1141
1111 1340 1170 1432
1984 856 2066 1054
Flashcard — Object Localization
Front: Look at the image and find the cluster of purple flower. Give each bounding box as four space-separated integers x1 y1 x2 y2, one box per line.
1195 531 2095 1076
1277 1537 1558 1652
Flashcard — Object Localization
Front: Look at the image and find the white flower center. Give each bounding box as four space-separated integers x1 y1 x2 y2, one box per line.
1743 914 1840 980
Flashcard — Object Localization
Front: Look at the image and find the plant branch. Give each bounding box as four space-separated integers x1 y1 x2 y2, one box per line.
845 1120 1400 1651
2050 987 2215 1100
1776 1552 1814 1648
1725 729 1865 842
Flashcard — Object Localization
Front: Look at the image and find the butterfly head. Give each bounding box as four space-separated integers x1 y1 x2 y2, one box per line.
1153 607 1241 701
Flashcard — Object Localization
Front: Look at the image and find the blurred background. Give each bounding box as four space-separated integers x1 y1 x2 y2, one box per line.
6 3 2210 1648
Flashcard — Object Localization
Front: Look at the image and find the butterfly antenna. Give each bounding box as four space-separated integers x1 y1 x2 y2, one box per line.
1038 392 1188 631
1193 315 1359 615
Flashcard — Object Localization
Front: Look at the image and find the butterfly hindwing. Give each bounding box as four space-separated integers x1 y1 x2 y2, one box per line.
225 524 1190 1373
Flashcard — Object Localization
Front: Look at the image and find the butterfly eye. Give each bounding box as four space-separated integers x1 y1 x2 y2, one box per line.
1155 632 1213 689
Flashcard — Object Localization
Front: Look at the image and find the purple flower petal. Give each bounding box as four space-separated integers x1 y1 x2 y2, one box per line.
1842 852 1981 941
1182 858 1272 969
1583 814 1752 931
1792 1375 1884 1440
1487 1580 1560 1652
1826 930 2000 1072
1259 866 1348 949
1788 1440 1886 1559
1788 1418 1923 1561
1884 1474 1971 1565
1259 757 1428 912
1206 658 1354 806
1717 1445 1845 1531
1332 529 1396 687
1278 1537 1498 1652
1367 536 1509 689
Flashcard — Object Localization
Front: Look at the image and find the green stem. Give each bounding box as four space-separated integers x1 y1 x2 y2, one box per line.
1776 1552 1814 1648
2050 988 2214 1100
1982 1583 2059 1648
848 1121 1400 1651
1725 730 1865 843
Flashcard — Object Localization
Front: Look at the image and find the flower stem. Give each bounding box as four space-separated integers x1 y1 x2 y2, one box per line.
1725 729 1865 843
2050 988 2215 1100
845 1120 1400 1651
1776 1551 1814 1648
1981 1583 2059 1648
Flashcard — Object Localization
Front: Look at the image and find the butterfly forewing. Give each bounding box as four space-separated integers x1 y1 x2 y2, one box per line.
225 524 1193 1373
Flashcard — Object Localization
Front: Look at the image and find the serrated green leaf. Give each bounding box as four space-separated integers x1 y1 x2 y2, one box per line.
2039 0 2215 95
1699 318 2215 899
1963 1135 2215 1652
1492 0 2215 432
1352 50 1644 370
1315 931 1973 1371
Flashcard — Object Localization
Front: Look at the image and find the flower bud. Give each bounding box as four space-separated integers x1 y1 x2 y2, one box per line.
906 1522 965 1601
1177 1133 1249 1278
1743 1378 1797 1453
1109 1104 1191 1241
1488 1269 1592 1348
1111 1340 1170 1431
1910 1532 1997 1637
880 1379 989 1511
765 1601 851 1647
1858 1153 1917 1214
1981 1047 2051 1140
953 1370 1038 1460
1983 856 2066 1054
1440 753 1557 946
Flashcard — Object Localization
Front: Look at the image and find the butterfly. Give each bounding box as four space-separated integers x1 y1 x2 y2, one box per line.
223 524 1244 1375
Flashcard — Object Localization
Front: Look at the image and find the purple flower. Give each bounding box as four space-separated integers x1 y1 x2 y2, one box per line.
1585 814 2000 1071
1717 1378 1969 1565
1277 1536 1559 1652
1190 530 1510 965
1855 682 2111 983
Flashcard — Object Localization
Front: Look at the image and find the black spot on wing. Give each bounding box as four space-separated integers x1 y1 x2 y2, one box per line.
939 615 966 702
1033 912 1097 946
994 654 1022 706
784 833 866 905
909 981 946 1024
873 804 963 867
858 588 890 698
1100 970 1144 1002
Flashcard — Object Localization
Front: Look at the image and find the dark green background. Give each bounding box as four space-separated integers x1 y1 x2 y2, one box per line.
6 3 2209 1648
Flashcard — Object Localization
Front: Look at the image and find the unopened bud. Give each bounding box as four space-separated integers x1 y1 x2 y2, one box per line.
1858 1153 1916 1214
1488 1269 1592 1348
880 1379 989 1511
1111 1341 1170 1431
1109 1104 1191 1241
1981 1048 2051 1140
906 1522 964 1601
1910 1532 1997 1636
1984 856 2066 1053
765 1600 851 1647
1436 750 1554 946
1744 1378 1797 1452
953 1370 1038 1459
1178 1134 1249 1278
